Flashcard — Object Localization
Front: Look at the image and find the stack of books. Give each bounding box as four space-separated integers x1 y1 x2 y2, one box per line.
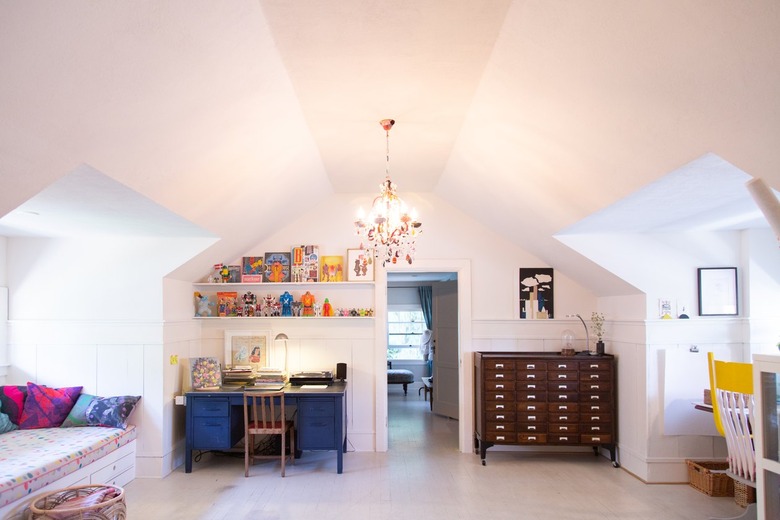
255 368 286 384
222 366 255 386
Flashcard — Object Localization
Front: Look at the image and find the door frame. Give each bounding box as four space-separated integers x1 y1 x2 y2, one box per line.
375 258 472 453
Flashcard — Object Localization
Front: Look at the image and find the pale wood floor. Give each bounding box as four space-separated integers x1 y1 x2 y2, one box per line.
124 383 746 519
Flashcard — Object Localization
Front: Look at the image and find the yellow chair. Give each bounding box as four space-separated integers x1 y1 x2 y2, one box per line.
243 390 295 477
707 352 756 520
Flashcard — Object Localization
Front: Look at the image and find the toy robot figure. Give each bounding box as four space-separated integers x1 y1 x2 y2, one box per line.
242 291 257 317
301 291 315 317
280 291 293 317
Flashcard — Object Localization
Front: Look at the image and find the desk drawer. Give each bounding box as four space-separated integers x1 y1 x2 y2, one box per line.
299 399 335 417
191 398 230 417
298 418 336 450
193 417 231 448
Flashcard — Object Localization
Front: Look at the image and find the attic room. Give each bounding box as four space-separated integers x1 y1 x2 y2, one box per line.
1 1 780 518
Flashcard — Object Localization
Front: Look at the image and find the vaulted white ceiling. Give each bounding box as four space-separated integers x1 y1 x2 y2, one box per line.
1 1 779 295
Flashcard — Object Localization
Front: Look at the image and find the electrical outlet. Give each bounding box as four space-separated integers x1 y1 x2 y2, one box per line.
174 395 185 405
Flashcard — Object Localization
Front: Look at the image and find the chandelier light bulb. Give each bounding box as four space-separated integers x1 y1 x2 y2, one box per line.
354 119 422 266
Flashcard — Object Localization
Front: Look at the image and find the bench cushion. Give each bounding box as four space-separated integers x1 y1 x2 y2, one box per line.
387 369 415 384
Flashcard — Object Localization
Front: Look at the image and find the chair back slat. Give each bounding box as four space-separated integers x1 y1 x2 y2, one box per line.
243 391 286 433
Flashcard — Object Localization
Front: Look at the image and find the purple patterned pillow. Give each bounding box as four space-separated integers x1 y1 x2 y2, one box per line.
85 395 141 429
0 385 28 425
19 383 83 429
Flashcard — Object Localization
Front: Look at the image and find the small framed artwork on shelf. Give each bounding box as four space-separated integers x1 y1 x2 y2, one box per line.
242 256 264 283
264 252 291 283
224 330 272 370
347 248 374 281
320 255 344 282
698 267 738 316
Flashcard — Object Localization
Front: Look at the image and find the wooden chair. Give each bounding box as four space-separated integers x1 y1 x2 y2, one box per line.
707 352 756 520
243 390 295 477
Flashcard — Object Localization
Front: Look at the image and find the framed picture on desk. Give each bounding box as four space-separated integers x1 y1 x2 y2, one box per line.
224 330 271 370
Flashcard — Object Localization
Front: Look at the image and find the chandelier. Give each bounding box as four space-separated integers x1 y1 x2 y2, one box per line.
355 119 422 265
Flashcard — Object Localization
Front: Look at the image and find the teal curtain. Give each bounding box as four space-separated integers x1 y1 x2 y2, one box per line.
418 286 433 330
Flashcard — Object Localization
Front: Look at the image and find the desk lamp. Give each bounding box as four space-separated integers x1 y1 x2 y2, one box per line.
274 333 289 374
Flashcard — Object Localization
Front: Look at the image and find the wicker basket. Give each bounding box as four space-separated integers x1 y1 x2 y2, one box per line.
686 460 735 497
734 481 756 507
27 484 126 520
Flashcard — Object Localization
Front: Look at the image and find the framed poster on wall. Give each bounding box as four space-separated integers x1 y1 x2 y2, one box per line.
697 267 738 316
224 330 272 370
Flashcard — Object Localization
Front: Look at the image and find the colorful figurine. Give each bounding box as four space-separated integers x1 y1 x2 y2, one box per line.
322 298 333 317
219 264 230 283
280 291 293 316
301 291 315 317
242 291 257 317
194 292 213 317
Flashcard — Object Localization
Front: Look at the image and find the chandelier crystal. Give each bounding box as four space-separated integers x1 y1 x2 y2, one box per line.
355 119 422 265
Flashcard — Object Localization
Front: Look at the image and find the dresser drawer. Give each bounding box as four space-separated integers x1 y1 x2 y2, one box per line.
485 432 514 443
484 359 515 371
516 390 546 402
581 434 613 444
486 401 513 412
580 381 611 392
487 421 516 433
517 360 547 371
549 402 578 412
580 360 611 372
548 371 578 382
549 423 579 433
191 398 229 417
486 410 516 422
580 371 610 382
581 392 610 403
582 403 609 413
518 433 547 444
485 380 513 391
485 369 515 381
486 391 516 402
516 381 545 392
518 422 547 433
517 370 546 382
548 391 578 402
517 411 547 423
549 434 578 444
582 412 612 424
517 402 547 412
90 452 136 484
550 360 578 371
549 413 579 423
548 381 578 392
582 423 611 435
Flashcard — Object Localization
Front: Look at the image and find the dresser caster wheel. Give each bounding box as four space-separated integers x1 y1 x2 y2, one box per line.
612 461 620 468
481 460 486 466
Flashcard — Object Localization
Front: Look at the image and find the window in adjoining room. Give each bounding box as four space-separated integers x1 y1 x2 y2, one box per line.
387 306 425 360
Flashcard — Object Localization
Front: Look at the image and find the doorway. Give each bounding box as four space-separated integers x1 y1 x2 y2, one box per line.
386 273 459 423
377 259 473 454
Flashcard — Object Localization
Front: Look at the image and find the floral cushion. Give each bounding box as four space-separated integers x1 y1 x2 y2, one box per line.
60 393 97 428
19 383 82 429
85 395 141 429
0 385 27 425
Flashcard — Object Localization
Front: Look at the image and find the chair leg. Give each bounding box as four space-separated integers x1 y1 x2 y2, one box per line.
709 502 757 520
281 430 286 477
244 432 251 477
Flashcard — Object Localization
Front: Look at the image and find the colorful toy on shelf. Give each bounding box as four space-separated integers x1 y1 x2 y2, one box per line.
242 291 257 316
280 291 293 317
210 264 223 283
301 291 315 317
322 298 333 317
219 264 230 283
194 292 213 317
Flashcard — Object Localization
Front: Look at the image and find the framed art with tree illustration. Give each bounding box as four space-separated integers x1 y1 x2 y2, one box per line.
224 330 271 370
347 248 374 281
697 267 738 316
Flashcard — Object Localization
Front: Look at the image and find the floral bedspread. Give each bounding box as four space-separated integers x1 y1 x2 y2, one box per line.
0 425 136 507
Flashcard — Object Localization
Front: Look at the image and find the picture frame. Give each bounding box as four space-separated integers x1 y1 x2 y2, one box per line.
697 267 738 316
518 268 554 319
224 330 272 370
346 248 374 281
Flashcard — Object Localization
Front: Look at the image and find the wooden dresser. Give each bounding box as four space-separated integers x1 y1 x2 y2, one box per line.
474 351 618 467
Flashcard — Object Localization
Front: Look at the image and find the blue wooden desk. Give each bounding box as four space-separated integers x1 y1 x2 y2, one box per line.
185 383 347 474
